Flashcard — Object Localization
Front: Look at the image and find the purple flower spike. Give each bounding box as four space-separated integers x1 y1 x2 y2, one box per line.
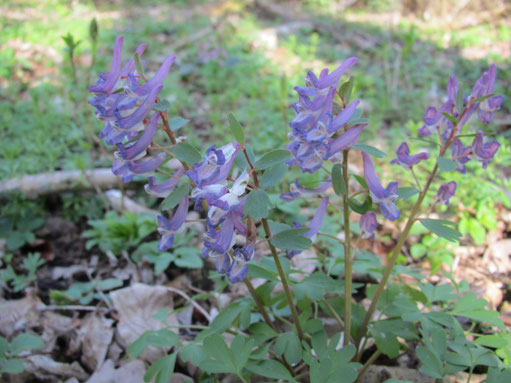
436 181 456 206
89 35 124 95
157 194 189 251
471 131 500 169
390 142 429 168
228 243 255 283
362 152 400 221
451 138 471 174
459 64 500 128
145 166 186 198
360 212 377 240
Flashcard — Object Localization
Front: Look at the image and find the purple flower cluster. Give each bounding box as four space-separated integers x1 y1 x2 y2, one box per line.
287 58 366 173
417 65 503 206
185 144 255 282
89 35 176 183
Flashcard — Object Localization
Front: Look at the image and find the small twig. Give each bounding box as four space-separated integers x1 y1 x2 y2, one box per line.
39 305 101 312
164 285 212 323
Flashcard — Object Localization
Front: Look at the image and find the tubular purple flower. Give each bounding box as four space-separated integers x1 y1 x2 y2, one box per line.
157 194 189 251
128 152 166 175
285 197 329 258
280 180 331 201
186 143 239 188
132 56 176 96
459 64 498 128
360 212 377 240
112 84 163 131
390 142 429 168
119 43 147 78
329 100 360 133
228 243 255 283
362 152 400 221
294 57 357 98
116 112 160 160
89 36 124 95
328 124 365 156
318 57 358 89
471 131 500 169
305 197 329 239
451 138 471 174
478 95 504 124
145 167 186 198
436 181 456 206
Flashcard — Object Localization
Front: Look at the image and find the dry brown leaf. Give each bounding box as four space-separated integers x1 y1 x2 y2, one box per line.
86 359 145 383
110 283 178 363
78 314 114 371
23 355 88 381
0 291 43 337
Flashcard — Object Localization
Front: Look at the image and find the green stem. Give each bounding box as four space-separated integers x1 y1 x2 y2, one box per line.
244 278 276 332
342 149 352 346
357 349 381 378
354 108 466 351
242 147 305 342
262 219 305 342
355 164 438 350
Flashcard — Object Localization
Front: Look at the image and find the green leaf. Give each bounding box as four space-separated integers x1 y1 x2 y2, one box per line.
8 334 44 356
260 163 287 188
245 359 294 381
6 232 26 250
416 346 443 379
397 187 419 200
437 157 457 172
270 228 312 251
201 333 236 373
294 272 343 300
210 303 244 333
254 150 291 170
474 334 507 348
419 219 461 243
472 93 494 104
172 142 201 164
128 329 179 358
353 174 368 189
338 77 354 104
0 358 24 374
331 163 346 195
161 182 189 211
153 100 171 112
174 247 203 269
134 53 145 78
244 189 273 220
227 113 245 144
167 116 189 131
274 332 302 365
348 195 371 215
144 353 177 383
352 144 387 158
441 112 458 125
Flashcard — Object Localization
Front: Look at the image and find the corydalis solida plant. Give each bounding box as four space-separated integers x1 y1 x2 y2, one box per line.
89 36 506 381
